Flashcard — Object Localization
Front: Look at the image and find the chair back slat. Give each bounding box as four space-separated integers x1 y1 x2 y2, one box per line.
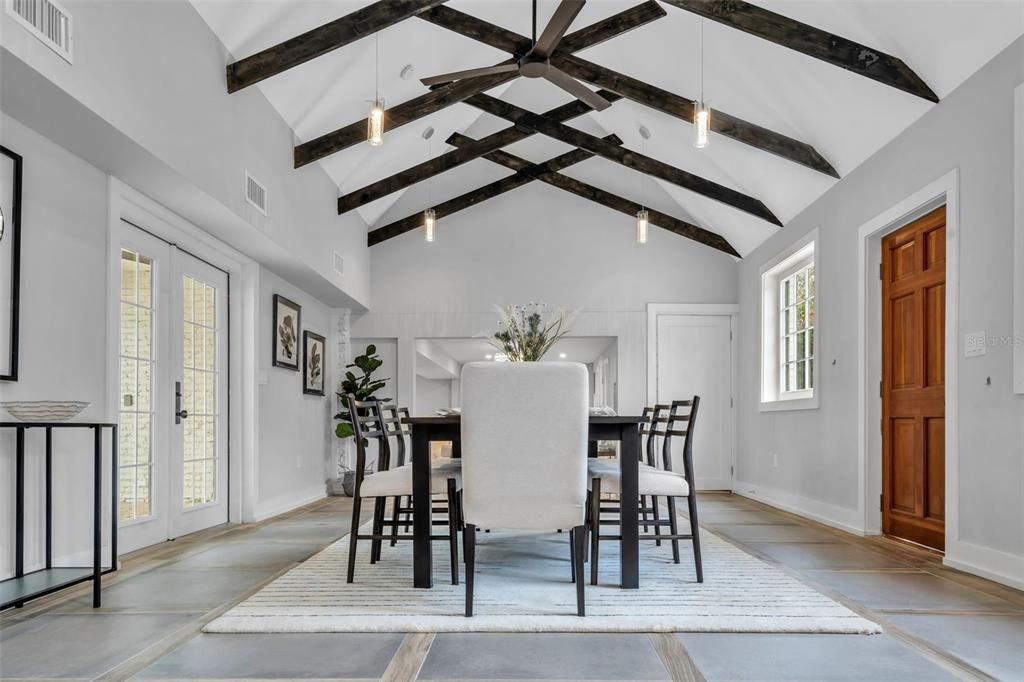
344 395 392 496
660 397 700 480
380 405 411 466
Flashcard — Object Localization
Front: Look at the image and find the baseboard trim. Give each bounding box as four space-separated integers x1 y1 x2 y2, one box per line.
945 540 1024 591
732 480 865 536
251 487 327 523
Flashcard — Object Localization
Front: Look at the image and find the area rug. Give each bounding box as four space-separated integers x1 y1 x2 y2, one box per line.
205 523 880 634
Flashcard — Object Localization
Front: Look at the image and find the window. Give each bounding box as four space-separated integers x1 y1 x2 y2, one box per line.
119 249 154 521
779 262 815 396
761 231 818 410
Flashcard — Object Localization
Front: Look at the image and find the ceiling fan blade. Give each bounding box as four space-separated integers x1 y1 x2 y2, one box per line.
543 68 611 111
421 63 519 86
532 0 585 57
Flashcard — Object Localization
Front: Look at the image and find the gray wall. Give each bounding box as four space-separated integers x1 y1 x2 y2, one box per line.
735 37 1024 584
354 180 739 416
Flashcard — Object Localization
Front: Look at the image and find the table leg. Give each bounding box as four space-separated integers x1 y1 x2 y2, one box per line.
45 427 52 569
411 426 433 588
15 427 25 579
93 426 102 608
111 425 118 572
619 424 640 589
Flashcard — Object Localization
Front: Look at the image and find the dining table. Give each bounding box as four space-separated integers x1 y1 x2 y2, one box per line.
402 414 646 589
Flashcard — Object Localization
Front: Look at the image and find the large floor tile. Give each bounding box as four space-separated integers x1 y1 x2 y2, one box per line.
698 508 795 525
239 521 347 544
56 567 277 612
713 523 840 543
167 540 325 569
419 633 670 680
808 571 1023 613
748 542 912 569
0 613 195 678
887 613 1024 681
138 632 404 679
678 632 958 681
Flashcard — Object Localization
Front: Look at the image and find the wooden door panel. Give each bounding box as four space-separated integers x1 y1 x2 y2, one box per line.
925 416 945 522
882 206 945 551
889 418 919 514
924 283 945 387
890 294 918 389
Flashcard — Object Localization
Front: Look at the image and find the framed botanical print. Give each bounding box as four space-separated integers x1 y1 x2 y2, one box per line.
272 294 301 370
303 330 326 396
0 145 22 382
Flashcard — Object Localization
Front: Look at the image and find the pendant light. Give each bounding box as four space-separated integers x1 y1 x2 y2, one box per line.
694 19 710 149
367 33 385 146
636 126 650 244
423 127 436 242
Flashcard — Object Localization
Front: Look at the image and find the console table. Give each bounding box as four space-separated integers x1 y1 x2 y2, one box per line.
1 422 118 609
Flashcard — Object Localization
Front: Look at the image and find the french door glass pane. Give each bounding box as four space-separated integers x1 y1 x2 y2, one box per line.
119 249 155 523
182 276 218 508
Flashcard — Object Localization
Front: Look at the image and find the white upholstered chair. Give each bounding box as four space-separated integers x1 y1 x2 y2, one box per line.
460 361 589 617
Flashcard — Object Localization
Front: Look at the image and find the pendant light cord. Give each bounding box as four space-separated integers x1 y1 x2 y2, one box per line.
698 19 704 104
532 0 537 49
639 137 645 210
375 33 380 103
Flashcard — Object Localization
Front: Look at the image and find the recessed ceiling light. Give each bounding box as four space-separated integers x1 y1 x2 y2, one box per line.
558 353 567 359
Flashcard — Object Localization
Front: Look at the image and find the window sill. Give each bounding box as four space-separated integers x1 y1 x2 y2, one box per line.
759 396 819 412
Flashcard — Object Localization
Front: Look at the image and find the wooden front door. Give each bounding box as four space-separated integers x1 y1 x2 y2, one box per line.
881 206 946 551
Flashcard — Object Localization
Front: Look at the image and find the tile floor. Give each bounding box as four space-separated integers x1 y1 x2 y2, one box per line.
2 493 1022 681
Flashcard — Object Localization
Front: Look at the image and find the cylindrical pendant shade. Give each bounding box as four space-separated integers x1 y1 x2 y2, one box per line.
635 209 649 244
367 100 385 146
423 208 436 242
694 101 710 149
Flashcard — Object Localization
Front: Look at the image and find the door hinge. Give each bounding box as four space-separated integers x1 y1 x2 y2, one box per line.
729 330 733 341
879 263 883 279
880 494 884 511
879 380 883 398
730 465 734 477
730 397 734 408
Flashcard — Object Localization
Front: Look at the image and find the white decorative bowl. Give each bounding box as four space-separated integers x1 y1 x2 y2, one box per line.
1 401 91 422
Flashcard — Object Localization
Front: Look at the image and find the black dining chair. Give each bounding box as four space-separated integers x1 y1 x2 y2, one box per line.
379 405 462 547
345 397 461 585
589 397 703 583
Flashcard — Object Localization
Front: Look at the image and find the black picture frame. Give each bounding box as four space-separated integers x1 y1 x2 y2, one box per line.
272 294 301 370
0 145 22 382
303 330 326 396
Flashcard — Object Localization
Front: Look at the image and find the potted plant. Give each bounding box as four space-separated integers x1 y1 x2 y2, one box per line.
333 344 390 495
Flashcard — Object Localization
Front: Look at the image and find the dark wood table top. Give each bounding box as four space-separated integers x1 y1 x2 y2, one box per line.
0 422 118 428
403 415 646 425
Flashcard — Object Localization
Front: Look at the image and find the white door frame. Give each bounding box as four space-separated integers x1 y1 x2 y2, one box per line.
106 178 260 543
646 303 739 489
856 169 959 552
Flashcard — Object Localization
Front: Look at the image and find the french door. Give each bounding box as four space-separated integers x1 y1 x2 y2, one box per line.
117 221 229 553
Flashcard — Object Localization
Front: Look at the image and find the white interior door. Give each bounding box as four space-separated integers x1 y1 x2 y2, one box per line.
654 314 734 490
116 221 228 553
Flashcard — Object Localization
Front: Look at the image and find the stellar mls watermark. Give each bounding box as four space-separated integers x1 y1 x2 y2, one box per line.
965 334 1024 354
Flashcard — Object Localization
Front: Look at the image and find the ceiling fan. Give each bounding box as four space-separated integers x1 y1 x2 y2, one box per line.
421 0 612 111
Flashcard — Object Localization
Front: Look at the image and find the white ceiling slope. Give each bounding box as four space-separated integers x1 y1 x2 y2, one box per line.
190 0 1024 256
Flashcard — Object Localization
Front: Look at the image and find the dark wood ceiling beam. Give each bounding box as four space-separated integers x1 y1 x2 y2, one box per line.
417 4 837 178
660 0 938 102
466 94 781 225
226 0 449 93
449 133 739 256
295 1 664 168
367 134 621 246
338 92 621 213
552 56 839 177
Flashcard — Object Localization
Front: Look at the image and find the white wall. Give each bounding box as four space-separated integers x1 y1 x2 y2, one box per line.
255 270 334 520
0 0 369 309
415 376 453 415
735 37 1024 587
0 115 112 577
353 181 739 416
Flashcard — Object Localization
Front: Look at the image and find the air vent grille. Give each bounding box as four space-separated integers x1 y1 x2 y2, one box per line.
245 173 267 215
6 0 73 63
333 252 345 276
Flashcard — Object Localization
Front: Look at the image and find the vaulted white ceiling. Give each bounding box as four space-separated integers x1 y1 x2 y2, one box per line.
190 0 1024 256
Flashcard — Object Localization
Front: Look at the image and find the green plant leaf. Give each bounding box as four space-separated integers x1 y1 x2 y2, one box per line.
335 422 354 439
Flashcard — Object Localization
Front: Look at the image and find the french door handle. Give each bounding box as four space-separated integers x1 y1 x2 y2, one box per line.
175 381 188 424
